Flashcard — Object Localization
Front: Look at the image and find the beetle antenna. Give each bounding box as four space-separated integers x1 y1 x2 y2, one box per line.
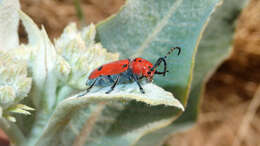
164 46 181 59
149 47 181 76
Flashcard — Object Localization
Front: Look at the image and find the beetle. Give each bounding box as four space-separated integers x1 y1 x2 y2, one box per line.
84 46 181 94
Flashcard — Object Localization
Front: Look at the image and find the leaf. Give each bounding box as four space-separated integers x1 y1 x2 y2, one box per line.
54 23 119 89
19 10 58 110
0 117 25 145
0 0 20 50
94 0 219 144
0 51 32 109
36 83 183 146
16 11 60 145
1 0 231 146
15 11 120 146
177 0 249 122
38 0 223 145
8 104 34 115
134 0 249 145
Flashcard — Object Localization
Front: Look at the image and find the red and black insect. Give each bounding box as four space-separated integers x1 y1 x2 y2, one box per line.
85 47 181 94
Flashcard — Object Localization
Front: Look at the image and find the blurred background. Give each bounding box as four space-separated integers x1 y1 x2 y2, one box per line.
1 0 260 146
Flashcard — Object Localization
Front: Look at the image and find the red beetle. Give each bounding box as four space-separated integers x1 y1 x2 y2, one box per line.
84 47 181 94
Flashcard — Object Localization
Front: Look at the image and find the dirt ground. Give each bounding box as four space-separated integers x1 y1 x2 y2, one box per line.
19 0 125 40
1 0 260 146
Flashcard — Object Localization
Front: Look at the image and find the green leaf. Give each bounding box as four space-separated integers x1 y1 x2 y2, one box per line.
0 117 25 145
0 50 32 111
19 10 58 110
176 0 249 123
94 0 219 145
35 0 222 145
17 11 61 145
8 104 34 115
0 0 236 146
36 83 183 146
54 23 119 90
36 0 223 145
15 11 121 146
135 0 248 145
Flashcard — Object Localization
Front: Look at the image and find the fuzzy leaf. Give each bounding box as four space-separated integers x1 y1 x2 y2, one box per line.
36 0 221 146
0 86 16 106
9 108 31 115
16 11 119 146
95 0 220 145
8 104 34 115
15 104 34 111
37 83 183 146
6 115 16 122
0 50 32 125
19 11 58 110
0 0 238 145
55 23 119 89
0 51 32 108
135 0 249 145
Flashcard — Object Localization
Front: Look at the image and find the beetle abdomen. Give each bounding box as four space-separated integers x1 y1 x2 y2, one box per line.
88 59 130 79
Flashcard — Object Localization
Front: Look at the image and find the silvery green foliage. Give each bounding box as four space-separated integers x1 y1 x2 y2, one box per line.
0 52 33 122
134 0 248 145
0 3 184 146
0 0 243 145
55 23 119 89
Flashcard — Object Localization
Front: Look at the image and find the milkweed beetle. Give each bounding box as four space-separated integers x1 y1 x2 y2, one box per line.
84 47 181 94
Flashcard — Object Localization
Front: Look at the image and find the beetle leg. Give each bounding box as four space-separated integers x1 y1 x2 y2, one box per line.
138 75 144 80
106 75 115 83
106 75 120 94
87 78 98 93
77 78 98 97
130 75 143 81
132 74 145 94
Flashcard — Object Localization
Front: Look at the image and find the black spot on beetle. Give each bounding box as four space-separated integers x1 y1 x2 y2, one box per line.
98 66 103 71
148 66 151 69
122 64 128 68
147 71 151 74
134 58 137 62
138 60 142 62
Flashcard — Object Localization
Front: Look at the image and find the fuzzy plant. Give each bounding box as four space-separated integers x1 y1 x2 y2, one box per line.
0 0 247 146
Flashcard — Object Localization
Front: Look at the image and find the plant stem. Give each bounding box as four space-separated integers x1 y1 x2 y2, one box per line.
73 0 86 27
26 111 52 146
27 86 74 146
0 118 25 146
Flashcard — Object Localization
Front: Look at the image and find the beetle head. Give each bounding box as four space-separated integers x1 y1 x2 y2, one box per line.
130 58 155 82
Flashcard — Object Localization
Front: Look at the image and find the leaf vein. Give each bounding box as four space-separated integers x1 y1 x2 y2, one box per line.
133 0 183 57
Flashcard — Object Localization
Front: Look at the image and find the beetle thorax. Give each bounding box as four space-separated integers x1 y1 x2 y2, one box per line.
130 58 155 81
